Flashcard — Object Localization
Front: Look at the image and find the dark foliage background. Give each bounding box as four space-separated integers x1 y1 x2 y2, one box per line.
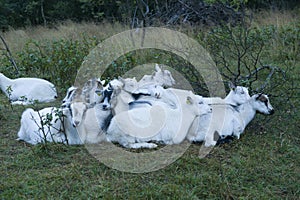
1 0 299 30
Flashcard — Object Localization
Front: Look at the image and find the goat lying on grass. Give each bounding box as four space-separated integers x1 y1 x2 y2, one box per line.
69 101 112 144
16 78 107 145
187 83 251 146
16 64 275 151
0 73 57 105
17 106 81 145
127 83 253 147
137 64 175 89
231 93 274 138
102 65 176 116
99 77 138 114
187 93 274 147
203 82 250 106
106 89 211 148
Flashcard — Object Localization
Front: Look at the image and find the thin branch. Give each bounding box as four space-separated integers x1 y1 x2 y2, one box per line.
0 34 19 75
244 65 286 92
41 0 47 27
140 0 149 17
178 0 200 15
131 6 138 29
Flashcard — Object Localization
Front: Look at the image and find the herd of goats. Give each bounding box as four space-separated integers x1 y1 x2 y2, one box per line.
0 64 275 149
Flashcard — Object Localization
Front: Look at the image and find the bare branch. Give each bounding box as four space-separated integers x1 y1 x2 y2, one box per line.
140 0 149 17
178 0 200 15
244 65 286 93
0 34 19 75
41 0 47 27
131 6 138 29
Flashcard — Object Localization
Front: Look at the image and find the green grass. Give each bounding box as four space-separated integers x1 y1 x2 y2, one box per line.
0 90 299 199
1 10 300 199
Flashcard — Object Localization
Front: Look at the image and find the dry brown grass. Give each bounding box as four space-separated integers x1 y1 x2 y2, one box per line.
251 8 300 28
1 8 299 54
1 21 128 53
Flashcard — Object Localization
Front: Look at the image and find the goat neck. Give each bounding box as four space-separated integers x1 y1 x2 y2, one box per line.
223 91 238 106
236 98 257 129
58 106 83 145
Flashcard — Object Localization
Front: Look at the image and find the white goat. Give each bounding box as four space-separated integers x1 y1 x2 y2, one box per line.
17 106 81 145
101 65 175 115
186 84 250 146
121 83 251 147
107 82 172 116
0 73 57 105
100 77 138 114
138 64 175 88
105 77 138 93
106 89 211 149
17 78 106 145
187 93 274 147
59 78 111 144
76 78 105 104
69 101 112 144
231 93 274 138
62 86 77 105
203 82 250 106
140 85 181 108
61 78 105 107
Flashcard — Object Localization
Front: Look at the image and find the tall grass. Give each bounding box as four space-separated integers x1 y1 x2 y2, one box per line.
2 21 127 53
252 8 300 28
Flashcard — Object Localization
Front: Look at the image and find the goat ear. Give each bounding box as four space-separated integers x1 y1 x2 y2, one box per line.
228 81 236 90
149 72 155 79
100 79 106 85
255 93 263 100
108 83 114 90
67 87 77 96
118 76 125 84
186 96 194 105
70 89 77 98
95 80 104 89
155 64 161 72
257 93 268 102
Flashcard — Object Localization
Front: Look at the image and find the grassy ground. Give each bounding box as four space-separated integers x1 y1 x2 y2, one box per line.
0 96 299 199
1 9 300 199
